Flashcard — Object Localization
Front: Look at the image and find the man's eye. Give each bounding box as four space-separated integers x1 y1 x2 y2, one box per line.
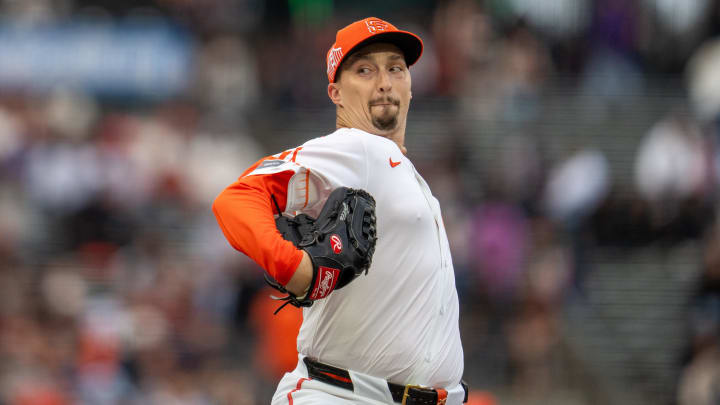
358 67 371 74
390 66 403 72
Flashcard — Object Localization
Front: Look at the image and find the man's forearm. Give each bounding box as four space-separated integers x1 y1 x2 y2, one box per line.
286 250 313 297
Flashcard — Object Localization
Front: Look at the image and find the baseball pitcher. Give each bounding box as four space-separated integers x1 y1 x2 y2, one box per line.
213 17 467 405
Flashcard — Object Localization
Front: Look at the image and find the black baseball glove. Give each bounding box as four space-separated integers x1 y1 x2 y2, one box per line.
266 187 377 314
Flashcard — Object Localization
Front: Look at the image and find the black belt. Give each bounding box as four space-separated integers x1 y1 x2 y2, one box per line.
303 357 468 404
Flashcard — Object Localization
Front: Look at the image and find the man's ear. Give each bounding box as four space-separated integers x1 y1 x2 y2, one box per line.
328 83 342 106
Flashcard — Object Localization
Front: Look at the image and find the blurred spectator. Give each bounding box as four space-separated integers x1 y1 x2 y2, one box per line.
194 36 260 127
542 148 610 227
43 88 99 143
432 0 487 95
634 113 710 227
504 0 591 40
0 106 25 171
1 0 68 24
639 0 716 72
644 0 713 40
469 202 528 304
490 134 545 207
460 18 553 125
524 217 573 308
505 299 561 399
677 345 720 405
580 0 644 116
687 38 720 123
678 224 720 405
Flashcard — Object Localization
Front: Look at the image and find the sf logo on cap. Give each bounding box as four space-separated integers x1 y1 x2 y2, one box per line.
365 19 388 33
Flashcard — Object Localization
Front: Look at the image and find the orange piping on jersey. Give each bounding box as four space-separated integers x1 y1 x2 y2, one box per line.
278 150 293 160
291 147 303 162
302 169 310 209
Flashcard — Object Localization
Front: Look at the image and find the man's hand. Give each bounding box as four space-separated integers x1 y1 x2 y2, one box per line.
266 187 377 313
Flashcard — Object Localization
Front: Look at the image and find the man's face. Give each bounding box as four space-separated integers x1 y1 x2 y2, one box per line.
331 42 412 135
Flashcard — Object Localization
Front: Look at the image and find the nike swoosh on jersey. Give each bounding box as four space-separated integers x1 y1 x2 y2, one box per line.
389 157 401 168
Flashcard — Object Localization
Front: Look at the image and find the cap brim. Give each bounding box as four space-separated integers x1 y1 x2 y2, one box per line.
338 31 423 80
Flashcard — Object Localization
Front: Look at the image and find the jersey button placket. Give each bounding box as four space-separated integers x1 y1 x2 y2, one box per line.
413 168 445 365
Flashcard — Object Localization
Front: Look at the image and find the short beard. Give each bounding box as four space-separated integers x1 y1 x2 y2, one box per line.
372 114 398 131
369 97 400 131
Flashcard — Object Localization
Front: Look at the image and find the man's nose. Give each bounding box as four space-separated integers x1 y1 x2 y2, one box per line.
377 70 392 93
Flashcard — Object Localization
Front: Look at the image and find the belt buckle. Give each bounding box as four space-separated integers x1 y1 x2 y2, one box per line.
401 384 427 405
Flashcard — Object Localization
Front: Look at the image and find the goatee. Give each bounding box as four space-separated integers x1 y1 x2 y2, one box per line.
372 115 398 131
370 97 400 131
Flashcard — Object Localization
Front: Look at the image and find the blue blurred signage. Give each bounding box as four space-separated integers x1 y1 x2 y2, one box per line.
0 19 194 99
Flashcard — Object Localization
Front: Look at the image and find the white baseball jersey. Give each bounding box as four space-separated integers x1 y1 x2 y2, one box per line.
245 127 464 388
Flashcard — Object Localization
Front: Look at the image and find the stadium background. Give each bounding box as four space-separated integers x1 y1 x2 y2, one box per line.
1 0 720 404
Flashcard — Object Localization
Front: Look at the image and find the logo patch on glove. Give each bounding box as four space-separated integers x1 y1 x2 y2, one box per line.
330 234 342 254
309 267 340 300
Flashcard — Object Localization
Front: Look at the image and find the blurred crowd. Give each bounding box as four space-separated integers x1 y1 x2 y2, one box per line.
1 0 720 404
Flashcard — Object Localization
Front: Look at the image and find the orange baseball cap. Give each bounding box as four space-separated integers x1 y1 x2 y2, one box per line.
326 17 423 83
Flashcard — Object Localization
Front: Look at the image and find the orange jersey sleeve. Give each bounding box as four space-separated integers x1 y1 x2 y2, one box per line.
212 157 304 286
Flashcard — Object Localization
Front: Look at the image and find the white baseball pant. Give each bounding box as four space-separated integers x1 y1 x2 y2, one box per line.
271 354 467 405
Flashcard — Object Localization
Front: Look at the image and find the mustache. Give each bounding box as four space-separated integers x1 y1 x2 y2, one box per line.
369 97 400 107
